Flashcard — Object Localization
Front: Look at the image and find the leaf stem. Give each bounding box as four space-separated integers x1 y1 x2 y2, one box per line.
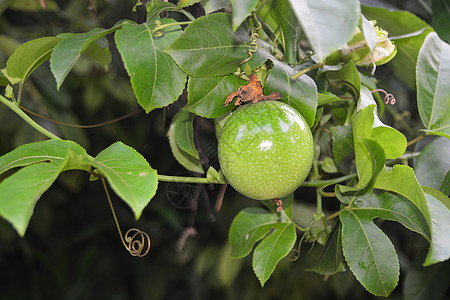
157 174 227 184
301 173 357 188
291 62 324 80
0 94 61 140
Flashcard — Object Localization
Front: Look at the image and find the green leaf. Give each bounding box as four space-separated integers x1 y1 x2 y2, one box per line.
330 125 354 174
165 13 250 76
115 19 187 113
340 210 399 296
307 221 345 275
228 207 283 258
173 110 199 159
252 222 296 286
318 92 344 106
264 59 318 127
414 137 450 195
177 0 201 8
328 61 361 94
362 6 434 88
432 0 450 42
351 192 431 240
416 32 450 138
184 74 246 118
289 0 360 60
146 2 195 21
0 140 88 236
273 0 301 64
423 186 450 266
5 37 62 84
0 158 66 236
0 140 89 175
374 165 431 227
230 0 259 31
85 142 158 219
168 117 204 174
201 0 230 14
51 26 120 89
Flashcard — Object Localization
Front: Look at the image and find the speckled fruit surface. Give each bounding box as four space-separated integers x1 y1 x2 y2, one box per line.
218 101 314 200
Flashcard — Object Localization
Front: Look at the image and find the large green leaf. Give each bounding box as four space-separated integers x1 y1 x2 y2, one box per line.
0 139 89 175
289 0 360 60
432 0 450 42
273 0 301 64
173 110 199 159
168 117 204 174
264 59 318 127
115 19 186 113
374 165 431 223
4 37 62 84
51 26 120 89
201 0 230 14
230 0 259 31
414 137 450 195
362 6 434 88
307 221 345 275
416 32 450 138
340 210 399 297
252 222 296 286
0 140 88 236
423 186 450 266
351 192 431 240
165 13 250 76
85 142 158 219
185 74 246 118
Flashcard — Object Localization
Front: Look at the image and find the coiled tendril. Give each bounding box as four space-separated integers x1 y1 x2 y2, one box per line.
240 14 261 65
371 89 396 105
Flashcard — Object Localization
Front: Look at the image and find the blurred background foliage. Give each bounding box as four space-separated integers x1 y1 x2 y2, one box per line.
0 0 448 299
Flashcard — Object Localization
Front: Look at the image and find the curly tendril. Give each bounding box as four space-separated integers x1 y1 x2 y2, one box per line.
124 228 151 257
371 89 396 105
240 14 261 65
101 177 151 257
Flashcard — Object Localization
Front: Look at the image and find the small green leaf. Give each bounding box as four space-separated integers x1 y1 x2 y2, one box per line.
168 117 204 174
328 61 361 94
273 0 301 64
115 19 187 113
320 156 338 174
173 110 198 159
432 0 450 42
177 0 201 8
51 26 120 89
264 58 318 127
201 0 230 14
414 137 450 195
252 222 296 286
340 210 399 296
416 32 450 138
228 207 282 258
147 1 195 21
318 92 344 106
230 0 259 31
86 142 158 219
330 125 354 174
307 221 345 275
185 74 246 118
289 0 360 60
5 37 62 84
165 13 250 76
423 186 450 266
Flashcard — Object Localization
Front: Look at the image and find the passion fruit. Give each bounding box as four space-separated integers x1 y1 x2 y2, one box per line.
218 101 314 200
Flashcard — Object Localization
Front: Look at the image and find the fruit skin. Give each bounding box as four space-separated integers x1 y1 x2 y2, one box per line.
218 101 314 200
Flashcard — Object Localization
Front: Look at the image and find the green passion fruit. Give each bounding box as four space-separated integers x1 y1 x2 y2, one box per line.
218 101 314 200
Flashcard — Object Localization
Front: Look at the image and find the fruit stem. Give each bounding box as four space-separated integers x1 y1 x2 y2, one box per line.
0 94 61 140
